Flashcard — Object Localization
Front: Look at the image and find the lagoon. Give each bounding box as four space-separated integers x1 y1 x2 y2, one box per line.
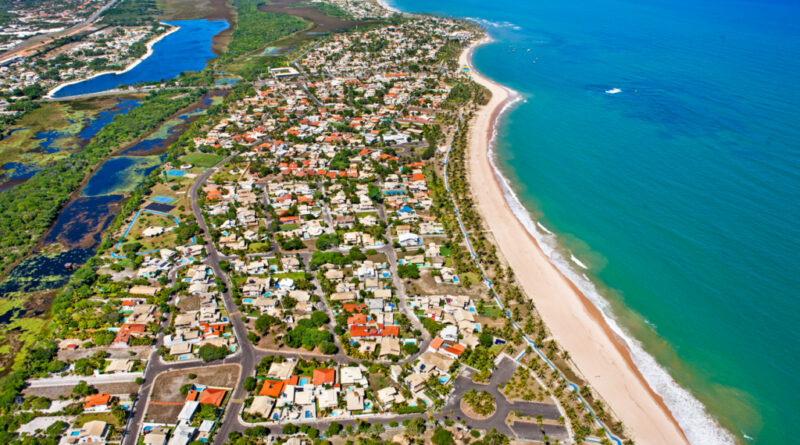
52 19 229 98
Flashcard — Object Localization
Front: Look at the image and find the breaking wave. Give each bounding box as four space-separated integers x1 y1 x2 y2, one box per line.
479 51 736 445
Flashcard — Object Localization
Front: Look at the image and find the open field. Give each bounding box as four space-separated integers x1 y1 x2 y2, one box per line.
180 152 224 167
146 364 239 423
150 364 239 403
23 381 140 399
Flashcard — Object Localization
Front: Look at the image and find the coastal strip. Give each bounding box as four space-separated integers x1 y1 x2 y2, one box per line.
376 0 402 14
45 23 180 99
459 37 692 445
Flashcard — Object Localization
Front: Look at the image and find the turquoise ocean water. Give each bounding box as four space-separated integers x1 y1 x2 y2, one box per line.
390 0 800 443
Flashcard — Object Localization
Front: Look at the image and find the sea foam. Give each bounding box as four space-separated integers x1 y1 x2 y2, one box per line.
484 81 736 445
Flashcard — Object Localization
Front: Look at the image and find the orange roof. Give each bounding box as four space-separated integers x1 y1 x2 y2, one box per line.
199 387 227 407
347 314 368 325
350 325 374 338
411 173 425 182
381 326 400 337
443 344 466 356
285 375 299 387
186 389 200 402
84 393 112 409
430 337 444 351
259 380 285 398
313 368 335 386
342 303 364 313
120 323 146 334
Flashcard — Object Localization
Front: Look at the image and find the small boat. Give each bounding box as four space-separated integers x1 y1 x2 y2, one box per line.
605 88 622 94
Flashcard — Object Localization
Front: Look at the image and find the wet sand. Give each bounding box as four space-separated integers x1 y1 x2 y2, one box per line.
460 37 689 445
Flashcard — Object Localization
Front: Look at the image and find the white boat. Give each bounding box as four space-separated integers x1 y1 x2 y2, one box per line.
605 87 622 94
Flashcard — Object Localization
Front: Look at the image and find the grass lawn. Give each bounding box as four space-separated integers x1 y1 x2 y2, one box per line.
180 152 224 168
478 302 505 319
272 272 307 281
247 242 272 253
75 412 120 427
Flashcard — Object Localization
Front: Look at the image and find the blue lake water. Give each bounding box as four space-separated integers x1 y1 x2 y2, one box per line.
52 19 229 98
390 0 800 443
0 248 94 295
44 194 125 247
82 156 162 197
79 98 142 140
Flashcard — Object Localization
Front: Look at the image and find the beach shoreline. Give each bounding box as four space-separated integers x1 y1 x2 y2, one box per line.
45 23 180 99
375 0 402 14
459 37 691 445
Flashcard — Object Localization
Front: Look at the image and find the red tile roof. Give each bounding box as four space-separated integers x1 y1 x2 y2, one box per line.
259 380 285 398
199 388 227 407
84 393 112 409
313 368 335 386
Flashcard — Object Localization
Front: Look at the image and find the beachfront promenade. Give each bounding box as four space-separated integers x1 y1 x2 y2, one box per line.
442 127 623 445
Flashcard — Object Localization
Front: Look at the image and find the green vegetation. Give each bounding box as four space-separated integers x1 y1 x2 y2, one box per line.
311 2 353 20
308 249 366 269
446 81 489 106
284 317 335 353
314 233 340 250
397 263 420 279
0 89 201 275
102 0 161 25
432 428 455 445
179 152 223 167
199 343 230 362
463 388 495 416
221 0 306 63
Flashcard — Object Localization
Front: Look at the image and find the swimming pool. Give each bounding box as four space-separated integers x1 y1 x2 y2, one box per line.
299 377 310 386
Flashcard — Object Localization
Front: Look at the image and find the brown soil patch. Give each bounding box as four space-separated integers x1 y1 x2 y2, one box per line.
23 381 140 399
412 269 485 297
145 403 184 423
150 364 239 403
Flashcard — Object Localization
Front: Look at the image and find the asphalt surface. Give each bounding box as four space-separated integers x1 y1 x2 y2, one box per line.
441 356 567 440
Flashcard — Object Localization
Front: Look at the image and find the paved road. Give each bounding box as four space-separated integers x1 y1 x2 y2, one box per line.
0 0 120 62
186 156 260 445
440 356 567 440
122 155 256 445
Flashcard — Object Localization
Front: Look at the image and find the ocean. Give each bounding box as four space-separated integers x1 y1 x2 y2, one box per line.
389 0 800 443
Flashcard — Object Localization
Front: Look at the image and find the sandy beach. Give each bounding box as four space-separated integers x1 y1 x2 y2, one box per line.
45 24 179 99
459 37 690 445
